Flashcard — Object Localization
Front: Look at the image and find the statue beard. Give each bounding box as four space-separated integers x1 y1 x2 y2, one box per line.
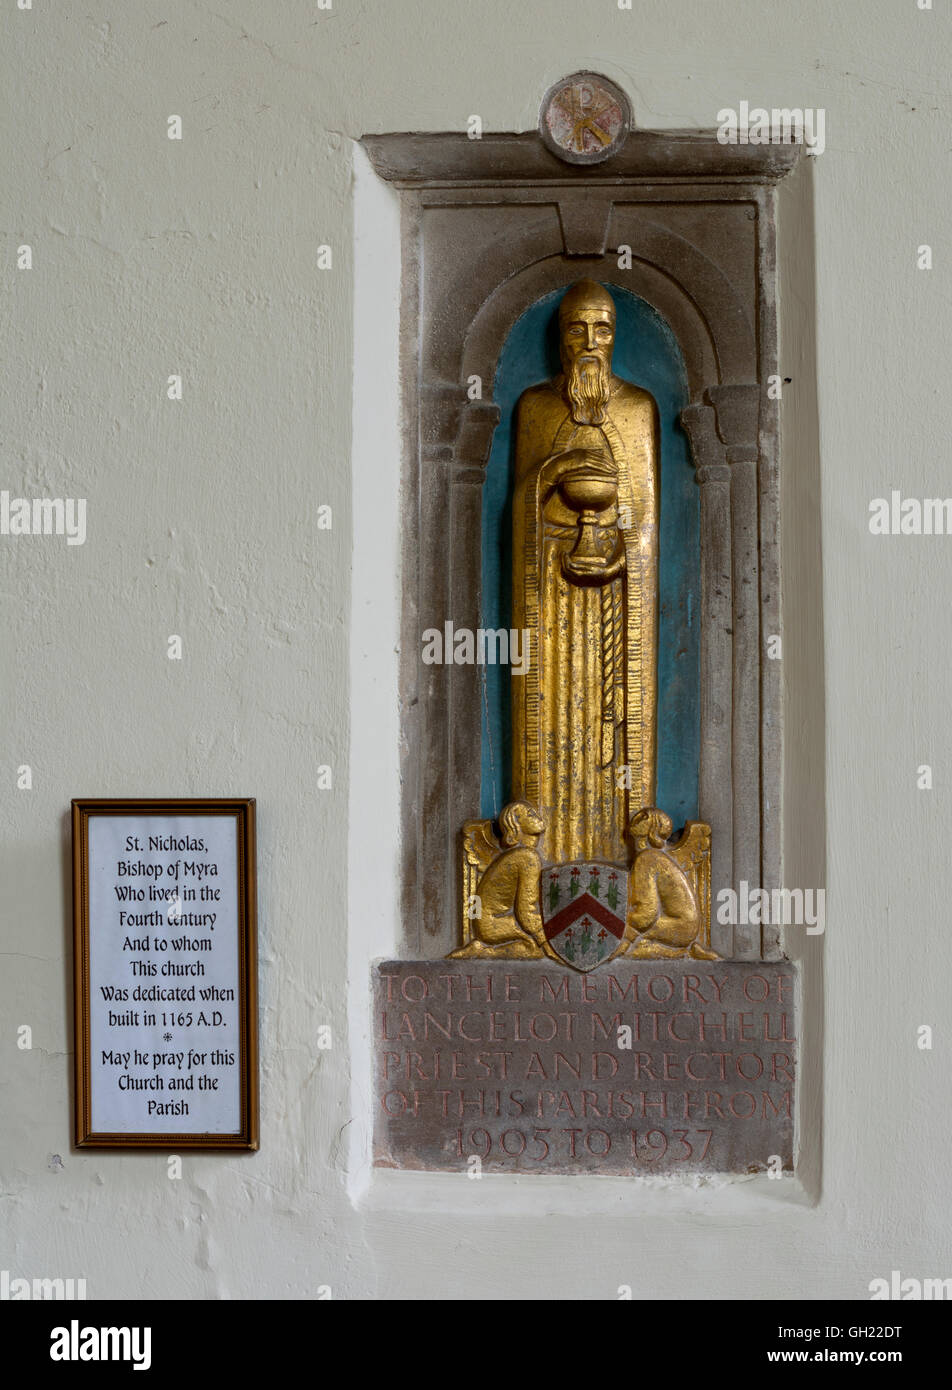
564 354 612 426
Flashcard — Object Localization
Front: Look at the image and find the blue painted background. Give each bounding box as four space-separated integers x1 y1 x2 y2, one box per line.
479 283 700 831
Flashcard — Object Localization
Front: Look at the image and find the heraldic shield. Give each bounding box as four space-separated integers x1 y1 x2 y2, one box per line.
542 862 627 972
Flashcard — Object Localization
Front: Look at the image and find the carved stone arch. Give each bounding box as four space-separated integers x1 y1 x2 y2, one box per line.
458 256 713 399
423 209 566 384
458 232 751 400
608 217 757 385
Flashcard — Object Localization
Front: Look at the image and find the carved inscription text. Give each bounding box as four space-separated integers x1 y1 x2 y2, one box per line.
373 960 796 1175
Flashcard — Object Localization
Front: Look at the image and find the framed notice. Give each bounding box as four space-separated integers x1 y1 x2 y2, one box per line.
72 798 258 1150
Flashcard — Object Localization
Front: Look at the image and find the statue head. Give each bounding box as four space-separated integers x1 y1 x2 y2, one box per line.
499 800 546 848
558 280 616 426
628 806 672 851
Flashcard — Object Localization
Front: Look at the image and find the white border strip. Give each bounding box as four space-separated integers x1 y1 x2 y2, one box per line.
346 143 402 1202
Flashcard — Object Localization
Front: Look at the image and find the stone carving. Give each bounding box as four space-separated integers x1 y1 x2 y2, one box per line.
368 108 804 1174
449 280 716 971
620 809 718 960
538 71 631 165
365 121 801 963
449 801 556 961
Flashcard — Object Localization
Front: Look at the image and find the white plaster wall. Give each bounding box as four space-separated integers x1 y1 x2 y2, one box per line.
2 0 950 1300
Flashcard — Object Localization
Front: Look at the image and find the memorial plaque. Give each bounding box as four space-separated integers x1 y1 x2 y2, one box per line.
366 83 806 1181
72 798 258 1149
374 960 795 1175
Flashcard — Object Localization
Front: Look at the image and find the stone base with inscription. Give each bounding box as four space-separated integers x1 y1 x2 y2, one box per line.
373 960 797 1176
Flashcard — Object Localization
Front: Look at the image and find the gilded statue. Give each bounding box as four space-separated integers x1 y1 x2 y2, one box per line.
511 278 659 864
448 280 718 970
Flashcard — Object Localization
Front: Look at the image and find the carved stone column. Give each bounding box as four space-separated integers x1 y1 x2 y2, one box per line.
683 385 764 959
707 384 762 958
418 389 500 952
417 387 463 945
681 402 734 958
448 400 501 894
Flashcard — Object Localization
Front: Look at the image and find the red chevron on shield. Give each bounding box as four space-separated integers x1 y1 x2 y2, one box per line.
542 862 627 972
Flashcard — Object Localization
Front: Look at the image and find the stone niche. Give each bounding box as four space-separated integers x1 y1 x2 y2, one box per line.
363 121 803 1178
